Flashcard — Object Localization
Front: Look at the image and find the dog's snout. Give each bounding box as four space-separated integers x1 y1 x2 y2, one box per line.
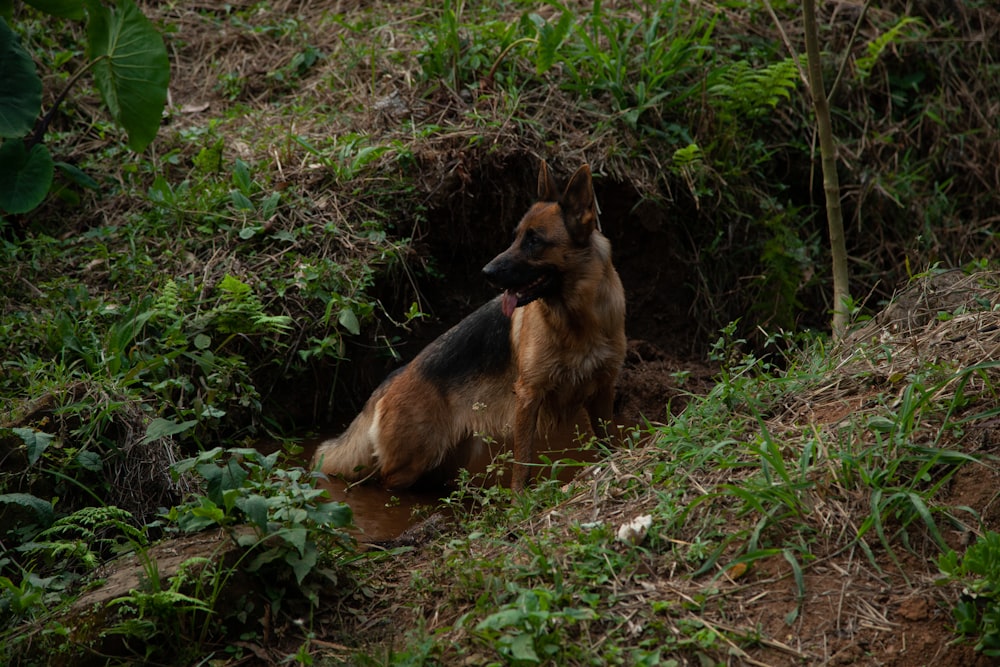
482 255 505 284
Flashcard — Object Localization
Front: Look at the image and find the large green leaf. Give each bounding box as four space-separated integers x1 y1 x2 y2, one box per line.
0 18 42 138
141 417 197 444
235 493 269 531
25 0 85 20
85 0 169 152
12 426 54 465
0 139 53 213
0 492 55 527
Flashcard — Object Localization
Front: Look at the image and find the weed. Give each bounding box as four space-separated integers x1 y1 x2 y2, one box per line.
560 0 714 138
841 367 986 571
473 585 597 665
416 0 522 91
939 531 1000 656
167 447 355 584
440 450 516 530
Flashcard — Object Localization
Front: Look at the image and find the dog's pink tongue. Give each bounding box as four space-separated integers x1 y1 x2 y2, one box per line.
501 290 517 317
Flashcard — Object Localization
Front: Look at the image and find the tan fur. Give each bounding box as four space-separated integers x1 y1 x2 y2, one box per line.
312 161 627 491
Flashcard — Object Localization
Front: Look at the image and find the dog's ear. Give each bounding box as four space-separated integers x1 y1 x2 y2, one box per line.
560 164 597 245
537 160 559 202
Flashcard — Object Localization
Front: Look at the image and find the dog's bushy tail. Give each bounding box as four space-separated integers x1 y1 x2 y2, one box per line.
312 409 378 481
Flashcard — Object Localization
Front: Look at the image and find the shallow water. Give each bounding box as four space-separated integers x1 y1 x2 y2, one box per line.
300 427 600 542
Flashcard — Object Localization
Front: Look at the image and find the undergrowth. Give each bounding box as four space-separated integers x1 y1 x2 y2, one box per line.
349 287 1000 664
0 0 998 664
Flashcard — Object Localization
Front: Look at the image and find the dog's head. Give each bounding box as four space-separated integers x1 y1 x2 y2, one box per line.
482 161 599 317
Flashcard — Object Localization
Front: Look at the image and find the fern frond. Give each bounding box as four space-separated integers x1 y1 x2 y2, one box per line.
251 314 293 333
24 505 145 569
856 17 923 79
153 279 180 317
19 539 98 569
708 57 800 119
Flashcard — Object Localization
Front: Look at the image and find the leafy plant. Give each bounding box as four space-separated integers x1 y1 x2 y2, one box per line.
474 585 597 665
166 447 355 585
707 57 800 121
0 572 52 623
939 531 1000 656
0 0 169 215
560 0 715 136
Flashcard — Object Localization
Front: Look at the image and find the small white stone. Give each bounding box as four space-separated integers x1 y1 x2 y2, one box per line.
616 514 653 545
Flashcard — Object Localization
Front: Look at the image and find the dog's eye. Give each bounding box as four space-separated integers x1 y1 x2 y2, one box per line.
523 229 546 250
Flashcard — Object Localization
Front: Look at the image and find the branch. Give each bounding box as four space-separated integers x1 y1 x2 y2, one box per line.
26 57 100 151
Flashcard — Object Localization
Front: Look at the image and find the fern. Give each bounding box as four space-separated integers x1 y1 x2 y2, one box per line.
104 556 217 651
856 17 922 79
672 143 704 170
20 539 97 569
252 313 293 332
149 279 188 349
109 589 212 617
19 506 145 570
206 273 292 335
153 278 180 317
708 57 800 120
217 273 252 300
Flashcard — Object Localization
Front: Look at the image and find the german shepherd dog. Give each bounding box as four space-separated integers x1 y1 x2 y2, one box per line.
313 161 626 491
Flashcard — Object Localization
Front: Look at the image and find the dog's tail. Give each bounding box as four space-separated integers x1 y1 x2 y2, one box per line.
312 407 379 482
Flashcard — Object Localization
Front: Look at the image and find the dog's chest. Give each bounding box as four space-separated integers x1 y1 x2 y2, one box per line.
559 341 619 393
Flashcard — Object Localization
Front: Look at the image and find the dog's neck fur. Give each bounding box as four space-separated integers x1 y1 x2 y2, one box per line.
536 230 622 337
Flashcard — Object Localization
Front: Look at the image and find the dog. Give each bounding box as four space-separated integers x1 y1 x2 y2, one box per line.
312 161 626 491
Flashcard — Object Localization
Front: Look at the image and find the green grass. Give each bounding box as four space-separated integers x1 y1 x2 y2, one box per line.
336 296 1000 664
2 0 1000 663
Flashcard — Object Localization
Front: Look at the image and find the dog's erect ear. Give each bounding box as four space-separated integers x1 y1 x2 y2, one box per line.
560 164 597 245
537 160 559 202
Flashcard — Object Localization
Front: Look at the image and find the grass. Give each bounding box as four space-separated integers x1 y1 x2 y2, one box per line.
330 274 1000 664
2 0 1000 664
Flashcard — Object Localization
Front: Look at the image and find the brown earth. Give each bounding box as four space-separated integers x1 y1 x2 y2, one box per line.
25 2 1000 665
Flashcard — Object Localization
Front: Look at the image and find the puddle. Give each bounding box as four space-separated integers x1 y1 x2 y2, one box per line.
300 427 603 542
312 476 442 543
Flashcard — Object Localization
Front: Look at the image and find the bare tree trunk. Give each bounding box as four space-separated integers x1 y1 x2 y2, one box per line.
802 0 850 339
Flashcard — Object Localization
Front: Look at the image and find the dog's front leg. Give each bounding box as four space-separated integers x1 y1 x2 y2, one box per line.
512 385 542 491
586 378 617 439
